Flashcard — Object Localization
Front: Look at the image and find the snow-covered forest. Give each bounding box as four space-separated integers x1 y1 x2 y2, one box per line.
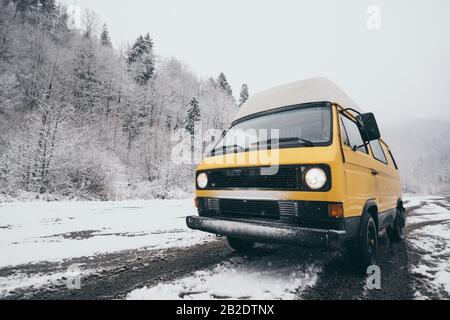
0 1 448 202
383 119 450 195
0 0 240 201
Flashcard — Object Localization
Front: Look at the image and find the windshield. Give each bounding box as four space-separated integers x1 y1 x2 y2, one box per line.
211 104 332 155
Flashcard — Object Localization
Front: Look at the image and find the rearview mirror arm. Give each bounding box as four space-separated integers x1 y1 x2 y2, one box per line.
352 141 370 152
341 108 362 116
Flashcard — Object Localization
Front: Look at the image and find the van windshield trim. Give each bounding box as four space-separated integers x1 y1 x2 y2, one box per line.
211 102 334 157
232 101 332 126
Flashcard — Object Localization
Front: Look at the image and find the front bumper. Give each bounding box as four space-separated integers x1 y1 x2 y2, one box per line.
186 216 346 249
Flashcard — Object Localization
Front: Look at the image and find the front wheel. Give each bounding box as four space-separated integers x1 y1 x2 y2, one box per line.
227 236 255 252
352 215 378 269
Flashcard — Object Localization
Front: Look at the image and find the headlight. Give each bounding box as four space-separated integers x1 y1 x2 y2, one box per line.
197 173 208 189
304 167 327 190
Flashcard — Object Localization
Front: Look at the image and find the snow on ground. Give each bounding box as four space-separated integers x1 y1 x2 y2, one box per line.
403 194 445 208
127 250 321 300
0 199 211 268
2 195 450 299
407 197 450 297
0 266 95 298
407 202 450 225
409 223 450 297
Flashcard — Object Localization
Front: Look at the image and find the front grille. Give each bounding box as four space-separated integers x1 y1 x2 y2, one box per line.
204 166 299 190
204 198 299 221
278 201 299 215
198 198 344 230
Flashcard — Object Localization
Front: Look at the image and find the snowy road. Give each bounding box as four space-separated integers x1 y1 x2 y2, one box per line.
1 196 450 300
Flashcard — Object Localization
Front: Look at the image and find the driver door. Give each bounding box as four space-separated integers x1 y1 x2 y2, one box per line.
339 114 378 218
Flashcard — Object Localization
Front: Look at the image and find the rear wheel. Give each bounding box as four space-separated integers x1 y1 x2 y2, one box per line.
387 206 406 242
227 236 255 252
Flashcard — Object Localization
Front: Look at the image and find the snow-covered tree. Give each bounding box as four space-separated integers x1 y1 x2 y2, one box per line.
217 72 233 97
100 24 112 47
185 97 201 136
239 83 249 107
208 77 217 88
72 37 100 112
126 33 154 85
9 0 57 19
81 9 99 39
127 34 153 64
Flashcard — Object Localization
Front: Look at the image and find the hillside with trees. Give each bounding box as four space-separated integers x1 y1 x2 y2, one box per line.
383 119 450 195
0 0 239 201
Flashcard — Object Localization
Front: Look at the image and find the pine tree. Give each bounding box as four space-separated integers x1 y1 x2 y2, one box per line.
14 0 34 16
127 36 143 65
100 24 112 47
39 0 56 15
126 33 155 85
73 38 99 112
208 77 216 88
11 0 56 21
0 155 9 192
217 72 232 97
239 84 249 107
185 97 201 136
136 54 154 86
127 33 153 65
143 33 153 51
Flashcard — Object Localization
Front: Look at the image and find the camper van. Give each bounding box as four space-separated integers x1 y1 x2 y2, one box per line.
186 78 405 267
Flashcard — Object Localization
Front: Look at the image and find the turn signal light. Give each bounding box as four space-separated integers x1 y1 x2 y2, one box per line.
329 203 344 218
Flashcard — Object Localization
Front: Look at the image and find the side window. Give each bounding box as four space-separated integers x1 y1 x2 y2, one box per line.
383 143 399 170
370 140 388 164
340 116 350 146
340 115 368 154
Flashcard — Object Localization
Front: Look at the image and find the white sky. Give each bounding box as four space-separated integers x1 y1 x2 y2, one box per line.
61 0 450 124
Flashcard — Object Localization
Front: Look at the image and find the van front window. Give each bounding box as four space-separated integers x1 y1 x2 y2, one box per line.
211 104 332 155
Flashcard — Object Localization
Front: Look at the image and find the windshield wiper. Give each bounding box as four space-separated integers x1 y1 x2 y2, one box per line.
253 137 314 147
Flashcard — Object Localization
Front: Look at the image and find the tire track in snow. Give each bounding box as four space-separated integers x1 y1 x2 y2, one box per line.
406 198 450 299
407 219 450 234
301 200 436 300
3 239 233 300
127 245 323 300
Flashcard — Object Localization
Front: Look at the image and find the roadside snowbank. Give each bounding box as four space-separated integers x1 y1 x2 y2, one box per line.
408 199 450 297
0 199 211 268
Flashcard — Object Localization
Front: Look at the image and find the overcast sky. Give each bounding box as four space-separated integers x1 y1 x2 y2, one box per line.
61 0 450 125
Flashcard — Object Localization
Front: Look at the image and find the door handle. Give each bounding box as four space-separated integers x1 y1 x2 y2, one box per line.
371 170 379 176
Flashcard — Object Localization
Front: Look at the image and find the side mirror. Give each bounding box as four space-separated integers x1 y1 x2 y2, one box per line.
356 112 381 142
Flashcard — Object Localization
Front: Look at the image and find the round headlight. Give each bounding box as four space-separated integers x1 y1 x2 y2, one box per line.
197 173 208 189
304 167 327 190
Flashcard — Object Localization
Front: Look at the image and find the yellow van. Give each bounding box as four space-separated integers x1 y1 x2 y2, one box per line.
186 78 405 267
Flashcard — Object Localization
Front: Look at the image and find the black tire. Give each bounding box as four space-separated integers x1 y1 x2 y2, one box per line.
227 236 255 252
387 206 406 243
353 215 378 268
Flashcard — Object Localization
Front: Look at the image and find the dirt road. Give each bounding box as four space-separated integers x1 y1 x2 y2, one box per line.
2 197 450 300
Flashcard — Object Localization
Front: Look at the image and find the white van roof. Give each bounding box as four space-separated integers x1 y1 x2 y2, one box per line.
234 77 363 122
